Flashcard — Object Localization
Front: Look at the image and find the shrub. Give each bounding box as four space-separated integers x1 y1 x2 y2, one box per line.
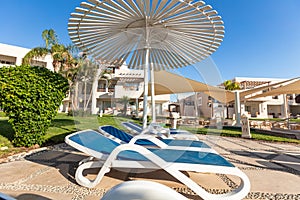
0 111 6 117
0 65 69 147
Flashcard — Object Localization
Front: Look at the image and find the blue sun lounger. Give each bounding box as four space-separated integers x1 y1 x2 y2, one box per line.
65 129 250 200
122 121 199 140
98 125 215 153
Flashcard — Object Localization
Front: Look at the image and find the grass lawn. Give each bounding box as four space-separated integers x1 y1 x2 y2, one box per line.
1 113 299 158
45 113 131 144
0 113 134 158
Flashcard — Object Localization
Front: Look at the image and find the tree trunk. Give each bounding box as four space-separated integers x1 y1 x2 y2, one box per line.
72 81 79 111
91 68 101 114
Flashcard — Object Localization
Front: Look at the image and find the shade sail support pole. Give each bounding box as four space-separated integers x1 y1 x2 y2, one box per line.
234 90 241 126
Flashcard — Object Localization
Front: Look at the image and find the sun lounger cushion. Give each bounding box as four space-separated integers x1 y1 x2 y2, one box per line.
69 130 233 167
100 126 210 148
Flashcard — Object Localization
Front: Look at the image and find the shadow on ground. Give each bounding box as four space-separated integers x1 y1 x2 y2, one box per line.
0 119 14 141
230 150 300 175
24 144 202 200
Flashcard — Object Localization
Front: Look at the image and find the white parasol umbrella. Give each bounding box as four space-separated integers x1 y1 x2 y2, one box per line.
68 0 224 128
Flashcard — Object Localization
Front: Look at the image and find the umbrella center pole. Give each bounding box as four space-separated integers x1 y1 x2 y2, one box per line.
142 21 150 129
142 47 150 129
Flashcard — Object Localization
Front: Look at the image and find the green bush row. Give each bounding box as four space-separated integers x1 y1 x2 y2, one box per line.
0 65 69 147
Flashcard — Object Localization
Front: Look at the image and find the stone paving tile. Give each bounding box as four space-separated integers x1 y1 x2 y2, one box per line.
24 164 72 186
244 169 300 194
83 194 105 200
248 150 279 159
270 154 300 172
26 150 67 161
286 151 300 155
93 169 130 190
272 154 300 163
259 142 300 151
225 154 285 170
0 161 49 183
0 182 105 200
0 189 75 200
211 139 250 151
188 171 232 190
252 142 286 150
56 153 87 162
210 146 231 154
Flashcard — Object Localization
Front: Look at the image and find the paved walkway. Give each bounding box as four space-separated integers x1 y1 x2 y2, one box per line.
0 135 299 200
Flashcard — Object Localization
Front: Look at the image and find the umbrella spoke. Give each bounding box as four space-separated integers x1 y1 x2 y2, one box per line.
76 4 126 21
126 0 144 18
160 44 190 67
151 49 166 71
114 0 143 18
153 0 179 19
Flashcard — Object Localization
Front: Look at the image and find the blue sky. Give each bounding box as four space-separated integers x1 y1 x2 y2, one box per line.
1 0 300 82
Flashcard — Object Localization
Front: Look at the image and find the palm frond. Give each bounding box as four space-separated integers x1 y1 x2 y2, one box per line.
22 47 49 65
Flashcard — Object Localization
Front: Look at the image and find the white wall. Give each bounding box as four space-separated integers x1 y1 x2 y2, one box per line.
0 43 53 71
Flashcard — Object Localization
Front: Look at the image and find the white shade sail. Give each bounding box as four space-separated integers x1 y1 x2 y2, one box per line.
149 71 234 103
248 78 300 99
236 77 299 101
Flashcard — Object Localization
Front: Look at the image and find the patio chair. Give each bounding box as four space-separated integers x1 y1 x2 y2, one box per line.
99 125 215 153
65 129 250 200
122 121 199 141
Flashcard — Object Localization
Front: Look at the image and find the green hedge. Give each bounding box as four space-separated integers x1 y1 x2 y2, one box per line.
0 65 69 147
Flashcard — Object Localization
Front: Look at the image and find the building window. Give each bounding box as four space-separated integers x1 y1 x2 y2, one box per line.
245 106 251 112
185 101 194 106
287 94 293 100
296 94 300 103
198 97 202 106
30 60 47 67
0 54 16 65
124 83 139 91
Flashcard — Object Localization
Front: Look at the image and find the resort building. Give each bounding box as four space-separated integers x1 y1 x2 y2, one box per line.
93 63 170 116
234 77 300 118
179 77 300 119
0 43 53 70
178 92 228 119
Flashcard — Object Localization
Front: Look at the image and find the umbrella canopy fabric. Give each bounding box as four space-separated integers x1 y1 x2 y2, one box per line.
68 0 224 70
149 71 234 103
68 0 224 128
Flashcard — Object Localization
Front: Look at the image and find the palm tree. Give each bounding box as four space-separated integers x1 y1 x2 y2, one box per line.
23 29 83 113
78 57 99 112
22 29 75 73
42 29 58 48
223 80 240 119
119 96 131 115
223 80 240 91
